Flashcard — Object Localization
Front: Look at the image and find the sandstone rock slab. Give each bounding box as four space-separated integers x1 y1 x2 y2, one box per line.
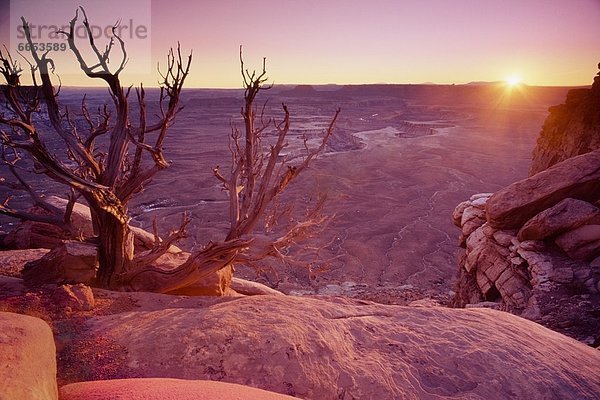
461 205 487 237
81 295 600 400
3 196 182 254
45 196 95 238
59 378 298 400
230 277 285 296
22 241 98 286
0 248 49 278
518 198 600 241
487 149 600 229
0 312 58 400
3 221 68 250
452 200 470 227
555 225 600 260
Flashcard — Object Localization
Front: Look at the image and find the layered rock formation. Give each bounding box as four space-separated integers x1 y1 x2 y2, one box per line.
452 153 600 343
529 63 600 175
451 76 600 343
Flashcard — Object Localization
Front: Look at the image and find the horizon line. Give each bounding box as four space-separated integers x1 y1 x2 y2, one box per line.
50 81 591 90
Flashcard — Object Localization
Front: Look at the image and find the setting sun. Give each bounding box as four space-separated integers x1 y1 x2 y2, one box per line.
506 75 522 87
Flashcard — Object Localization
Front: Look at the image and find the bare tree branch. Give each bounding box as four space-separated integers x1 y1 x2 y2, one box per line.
0 10 193 289
133 212 190 267
21 17 102 179
209 48 340 282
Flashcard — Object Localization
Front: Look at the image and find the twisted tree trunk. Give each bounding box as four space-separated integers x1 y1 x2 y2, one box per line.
94 211 134 288
120 239 250 293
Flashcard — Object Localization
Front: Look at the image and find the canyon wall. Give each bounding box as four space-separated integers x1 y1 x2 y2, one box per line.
529 64 600 175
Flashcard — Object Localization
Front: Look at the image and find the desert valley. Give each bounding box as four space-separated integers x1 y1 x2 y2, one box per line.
2 78 600 399
132 83 570 301
0 82 572 300
2 2 600 396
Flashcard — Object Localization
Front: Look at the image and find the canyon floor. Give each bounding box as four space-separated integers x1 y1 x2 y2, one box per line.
0 84 571 303
128 84 570 303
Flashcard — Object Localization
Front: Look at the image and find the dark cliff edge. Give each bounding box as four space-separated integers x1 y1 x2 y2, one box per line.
530 64 600 175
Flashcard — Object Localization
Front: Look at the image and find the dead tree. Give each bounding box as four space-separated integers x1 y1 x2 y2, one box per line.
0 10 339 292
213 47 340 277
0 9 201 289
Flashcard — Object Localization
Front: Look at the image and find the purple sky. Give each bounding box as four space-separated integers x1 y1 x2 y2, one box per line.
2 0 600 87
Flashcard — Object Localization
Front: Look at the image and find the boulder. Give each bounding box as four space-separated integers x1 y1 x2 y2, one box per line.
54 284 96 311
14 240 233 297
79 295 600 400
452 195 491 241
2 196 95 249
230 277 285 296
166 264 235 297
518 198 600 241
0 197 238 296
60 378 298 400
0 248 49 278
44 196 95 238
516 248 553 288
130 225 183 254
460 205 487 237
555 225 600 260
22 241 98 286
0 276 26 297
50 196 182 253
3 196 182 254
487 149 600 229
3 220 69 250
452 200 470 227
469 192 494 202
466 231 491 271
494 267 530 308
492 230 516 247
461 224 530 308
0 312 58 400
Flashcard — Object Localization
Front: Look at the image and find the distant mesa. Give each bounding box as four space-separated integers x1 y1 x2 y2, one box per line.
280 84 319 97
465 80 505 86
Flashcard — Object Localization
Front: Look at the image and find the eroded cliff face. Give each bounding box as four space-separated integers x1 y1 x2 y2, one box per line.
450 160 600 344
451 66 600 345
529 64 600 175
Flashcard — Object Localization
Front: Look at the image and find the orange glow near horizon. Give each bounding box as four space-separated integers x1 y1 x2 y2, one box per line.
1 0 599 88
506 75 522 87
